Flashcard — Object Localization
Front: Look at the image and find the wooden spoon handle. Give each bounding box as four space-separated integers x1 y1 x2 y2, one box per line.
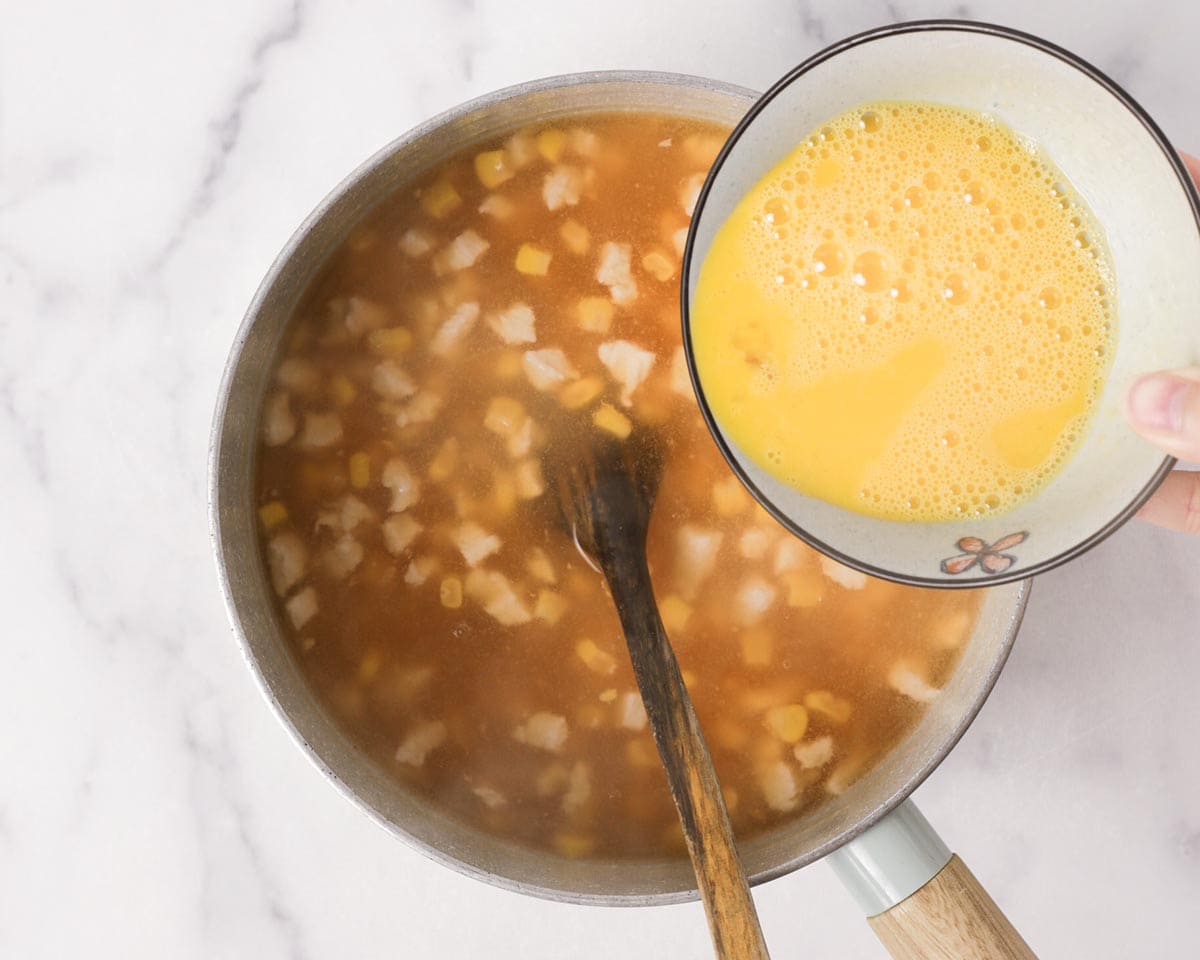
605 555 770 960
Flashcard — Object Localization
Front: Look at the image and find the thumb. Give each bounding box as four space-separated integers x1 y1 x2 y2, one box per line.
1124 367 1200 462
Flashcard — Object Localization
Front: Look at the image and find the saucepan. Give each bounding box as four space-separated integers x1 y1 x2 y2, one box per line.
211 70 1033 957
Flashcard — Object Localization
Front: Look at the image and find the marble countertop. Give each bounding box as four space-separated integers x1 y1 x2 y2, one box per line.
4 0 1199 956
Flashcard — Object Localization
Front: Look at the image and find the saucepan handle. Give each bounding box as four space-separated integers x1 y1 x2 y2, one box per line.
826 799 1037 960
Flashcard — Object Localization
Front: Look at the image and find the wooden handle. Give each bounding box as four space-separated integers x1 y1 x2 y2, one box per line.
603 545 769 959
868 855 1037 960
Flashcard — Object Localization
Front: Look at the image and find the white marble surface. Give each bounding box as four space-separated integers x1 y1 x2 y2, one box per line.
3 1 1199 956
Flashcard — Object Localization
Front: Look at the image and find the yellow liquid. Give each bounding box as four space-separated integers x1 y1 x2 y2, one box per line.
691 102 1115 521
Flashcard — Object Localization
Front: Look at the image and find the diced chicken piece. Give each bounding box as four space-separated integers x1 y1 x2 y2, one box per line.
559 219 590 254
773 538 806 574
515 243 552 276
674 525 723 600
598 340 655 406
740 627 773 667
562 761 591 815
507 417 534 458
276 357 320 394
784 569 824 608
543 165 583 211
487 303 537 345
526 547 556 584
669 346 693 397
671 226 690 257
382 513 423 555
344 297 390 338
684 133 723 166
435 230 490 276
739 528 772 560
618 692 648 731
267 531 307 596
430 301 480 357
794 736 835 770
659 594 692 633
465 569 531 625
560 376 604 410
576 639 616 676
420 179 461 219
758 761 800 813
804 690 852 724
738 577 777 625
513 712 568 753
765 705 810 743
339 494 374 531
395 390 443 428
576 296 613 334
404 555 438 586
453 521 502 567
323 535 364 580
819 555 868 590
474 149 514 188
382 457 420 512
440 576 463 609
523 348 579 391
713 475 751 516
483 396 534 459
534 589 567 625
479 194 515 220
298 412 343 450
505 130 538 168
598 688 617 704
596 241 637 304
515 459 545 499
825 754 865 796
399 229 433 257
592 403 631 439
680 172 706 217
262 391 296 446
285 586 318 630
888 662 941 703
473 785 506 808
570 128 599 157
395 720 447 766
641 249 675 283
371 360 417 400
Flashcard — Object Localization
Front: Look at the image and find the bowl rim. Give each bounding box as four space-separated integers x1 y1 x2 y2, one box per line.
681 18 1188 589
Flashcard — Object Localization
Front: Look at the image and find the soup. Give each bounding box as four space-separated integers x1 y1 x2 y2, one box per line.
691 101 1115 521
255 112 982 859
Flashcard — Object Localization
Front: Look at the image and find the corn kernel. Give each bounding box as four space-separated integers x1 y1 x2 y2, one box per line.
515 243 552 276
625 738 658 768
428 437 459 482
494 350 523 380
559 219 590 254
329 374 357 407
713 474 751 516
766 704 810 743
367 326 413 356
659 594 692 633
493 474 518 516
258 501 288 529
347 452 371 489
535 589 568 624
575 638 616 675
357 647 383 684
474 149 514 189
553 831 595 858
784 569 824 608
576 296 613 333
740 627 773 667
420 178 461 219
641 249 675 282
560 375 604 410
440 576 463 609
681 669 698 688
536 128 568 163
598 688 618 703
805 690 852 724
593 402 631 439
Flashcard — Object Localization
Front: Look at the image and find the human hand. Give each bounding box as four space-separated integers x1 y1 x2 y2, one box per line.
1121 154 1200 534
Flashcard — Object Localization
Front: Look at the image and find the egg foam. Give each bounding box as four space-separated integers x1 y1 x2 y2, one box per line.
691 101 1116 522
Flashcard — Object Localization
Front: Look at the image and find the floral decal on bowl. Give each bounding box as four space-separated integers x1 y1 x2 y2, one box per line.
940 532 1028 576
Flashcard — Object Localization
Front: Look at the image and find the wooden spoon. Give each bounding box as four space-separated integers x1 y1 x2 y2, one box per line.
552 428 770 960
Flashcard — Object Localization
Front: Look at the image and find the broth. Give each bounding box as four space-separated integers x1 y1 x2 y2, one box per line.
255 112 982 859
